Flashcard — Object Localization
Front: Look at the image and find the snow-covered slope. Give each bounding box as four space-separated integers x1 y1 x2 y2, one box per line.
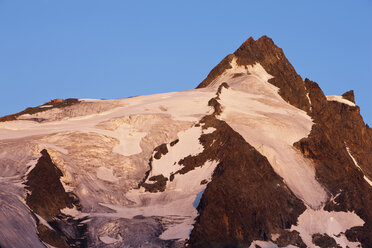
0 88 218 247
209 57 327 208
1 36 371 248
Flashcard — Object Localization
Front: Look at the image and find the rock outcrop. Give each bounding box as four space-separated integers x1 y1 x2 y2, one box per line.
295 79 372 247
187 116 306 247
25 149 73 220
25 149 87 248
0 98 79 122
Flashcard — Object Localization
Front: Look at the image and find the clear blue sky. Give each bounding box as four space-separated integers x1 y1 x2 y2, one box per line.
1 1 371 125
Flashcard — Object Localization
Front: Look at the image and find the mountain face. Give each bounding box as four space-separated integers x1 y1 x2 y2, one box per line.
0 36 371 248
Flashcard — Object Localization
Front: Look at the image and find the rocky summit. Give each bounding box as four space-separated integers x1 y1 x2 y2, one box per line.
0 36 371 248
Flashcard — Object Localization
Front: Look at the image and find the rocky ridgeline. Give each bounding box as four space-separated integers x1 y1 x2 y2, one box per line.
196 36 372 247
0 36 371 248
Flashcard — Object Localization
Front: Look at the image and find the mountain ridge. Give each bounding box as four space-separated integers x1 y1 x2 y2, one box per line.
0 36 371 248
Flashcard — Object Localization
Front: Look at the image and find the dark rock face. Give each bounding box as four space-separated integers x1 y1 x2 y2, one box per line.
294 79 372 247
312 233 341 248
139 145 169 193
37 224 70 248
25 149 73 220
342 90 355 103
276 231 306 248
187 115 306 248
142 174 168 193
197 36 310 112
197 54 234 88
233 36 310 112
25 149 88 247
170 139 179 147
182 87 306 247
48 214 88 248
153 143 169 160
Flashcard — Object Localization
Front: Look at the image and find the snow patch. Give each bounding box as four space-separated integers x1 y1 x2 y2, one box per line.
329 192 341 205
35 214 54 230
111 124 147 156
271 233 280 241
206 56 277 95
326 95 356 107
306 92 313 112
246 63 275 87
99 235 122 244
363 175 372 186
306 93 312 105
25 159 39 176
249 240 296 248
291 208 364 248
202 126 216 134
96 167 119 183
60 206 89 219
346 146 372 186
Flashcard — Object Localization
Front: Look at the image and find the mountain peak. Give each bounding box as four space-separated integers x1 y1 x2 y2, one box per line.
236 35 275 53
342 90 355 103
197 35 311 112
1 36 371 248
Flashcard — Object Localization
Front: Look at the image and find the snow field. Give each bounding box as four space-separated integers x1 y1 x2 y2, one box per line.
94 124 219 241
0 54 367 247
0 86 218 245
211 58 327 209
0 88 215 141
